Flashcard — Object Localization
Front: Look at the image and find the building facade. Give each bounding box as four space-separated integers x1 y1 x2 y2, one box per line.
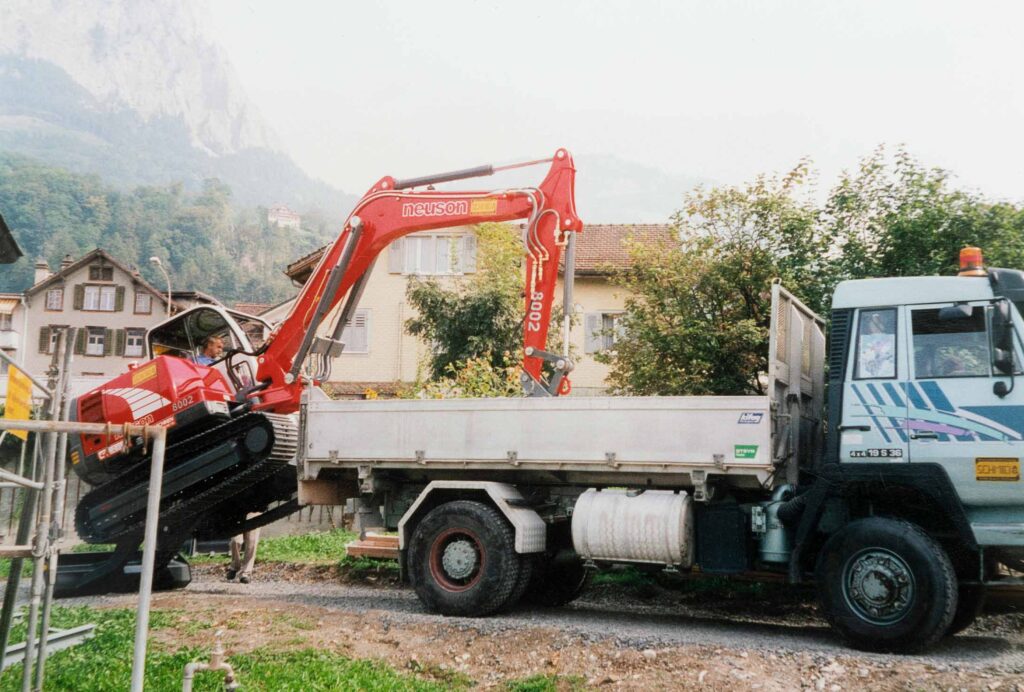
267 223 673 396
0 250 185 400
267 204 301 230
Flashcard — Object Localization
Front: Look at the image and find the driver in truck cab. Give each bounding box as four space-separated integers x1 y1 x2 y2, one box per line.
194 335 224 366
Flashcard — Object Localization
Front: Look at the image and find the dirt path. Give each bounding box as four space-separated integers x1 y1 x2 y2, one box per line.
66 566 1024 690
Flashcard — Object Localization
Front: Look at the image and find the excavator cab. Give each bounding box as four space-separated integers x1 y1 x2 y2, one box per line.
147 306 270 396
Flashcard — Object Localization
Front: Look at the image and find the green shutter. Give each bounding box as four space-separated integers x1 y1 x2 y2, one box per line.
73 284 85 310
103 328 114 356
114 285 125 312
74 329 86 355
115 329 126 356
38 327 50 354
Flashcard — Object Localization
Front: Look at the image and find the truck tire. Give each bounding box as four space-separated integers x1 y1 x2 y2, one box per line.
816 517 957 653
526 554 590 607
409 500 520 617
946 585 986 637
499 555 536 613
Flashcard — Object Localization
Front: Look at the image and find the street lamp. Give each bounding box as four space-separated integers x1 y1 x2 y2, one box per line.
149 256 172 317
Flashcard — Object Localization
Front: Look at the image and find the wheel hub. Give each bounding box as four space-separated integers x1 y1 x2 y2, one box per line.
441 538 479 580
843 549 915 624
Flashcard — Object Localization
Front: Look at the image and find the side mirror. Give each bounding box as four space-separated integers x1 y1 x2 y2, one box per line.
992 300 1016 382
938 303 973 321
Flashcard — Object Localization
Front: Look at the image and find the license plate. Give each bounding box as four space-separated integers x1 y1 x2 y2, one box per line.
976 458 1020 482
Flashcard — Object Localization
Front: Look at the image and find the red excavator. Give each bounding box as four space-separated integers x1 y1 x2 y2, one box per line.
60 150 582 593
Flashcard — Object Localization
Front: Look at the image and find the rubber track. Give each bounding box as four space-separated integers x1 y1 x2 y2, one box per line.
76 412 296 544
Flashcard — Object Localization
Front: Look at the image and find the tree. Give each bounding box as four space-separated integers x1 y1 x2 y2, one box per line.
405 223 524 381
601 161 832 396
827 147 1024 281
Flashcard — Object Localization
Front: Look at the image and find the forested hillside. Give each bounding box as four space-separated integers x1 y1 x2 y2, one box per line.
0 154 340 303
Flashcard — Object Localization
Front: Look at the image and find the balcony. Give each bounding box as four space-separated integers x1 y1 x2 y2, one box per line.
0 331 18 350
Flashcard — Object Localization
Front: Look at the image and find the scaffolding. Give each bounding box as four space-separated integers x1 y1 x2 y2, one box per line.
0 329 169 691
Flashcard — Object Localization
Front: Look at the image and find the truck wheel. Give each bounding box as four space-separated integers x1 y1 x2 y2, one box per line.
409 500 520 617
816 517 957 653
526 554 590 607
946 585 986 637
499 555 536 613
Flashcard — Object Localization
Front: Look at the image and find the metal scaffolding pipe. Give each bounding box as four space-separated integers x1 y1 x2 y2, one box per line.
130 427 168 692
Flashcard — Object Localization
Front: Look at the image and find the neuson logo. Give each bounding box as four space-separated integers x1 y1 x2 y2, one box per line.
401 200 469 217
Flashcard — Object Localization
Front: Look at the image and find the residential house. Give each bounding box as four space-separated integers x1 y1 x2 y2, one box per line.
267 205 301 230
266 224 674 396
1 249 177 399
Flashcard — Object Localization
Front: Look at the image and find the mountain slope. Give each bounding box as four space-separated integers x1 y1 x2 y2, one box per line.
0 0 354 212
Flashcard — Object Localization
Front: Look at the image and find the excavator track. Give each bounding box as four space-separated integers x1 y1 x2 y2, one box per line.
75 411 298 545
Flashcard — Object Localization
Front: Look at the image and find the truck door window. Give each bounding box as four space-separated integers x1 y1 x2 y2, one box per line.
911 306 989 379
855 308 897 379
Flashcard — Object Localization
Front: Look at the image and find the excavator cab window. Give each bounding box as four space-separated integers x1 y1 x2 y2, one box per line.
148 307 239 364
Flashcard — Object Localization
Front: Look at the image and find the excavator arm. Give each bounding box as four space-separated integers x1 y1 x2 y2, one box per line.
254 148 583 413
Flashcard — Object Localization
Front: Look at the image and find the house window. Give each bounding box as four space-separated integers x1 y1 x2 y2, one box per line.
125 328 146 358
134 291 152 315
0 313 11 331
46 288 63 311
49 329 60 354
84 285 117 311
341 310 370 353
0 351 11 375
88 266 114 281
584 312 626 353
911 305 990 379
86 327 106 356
390 234 477 275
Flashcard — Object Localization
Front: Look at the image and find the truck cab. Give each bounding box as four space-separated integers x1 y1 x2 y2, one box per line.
797 254 1024 652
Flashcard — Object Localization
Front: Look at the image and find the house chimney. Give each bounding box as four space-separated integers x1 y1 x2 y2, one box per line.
60 254 74 270
33 259 51 285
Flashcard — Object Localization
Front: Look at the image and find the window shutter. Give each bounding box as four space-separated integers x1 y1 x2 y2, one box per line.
584 313 602 354
38 327 50 354
435 237 451 274
115 329 126 356
104 328 114 356
73 285 85 310
462 234 477 273
74 329 86 355
388 238 405 273
114 286 125 312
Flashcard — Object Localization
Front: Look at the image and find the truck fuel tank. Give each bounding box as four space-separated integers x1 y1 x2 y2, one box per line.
571 488 694 567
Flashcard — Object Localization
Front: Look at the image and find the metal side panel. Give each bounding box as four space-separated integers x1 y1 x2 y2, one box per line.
303 395 774 482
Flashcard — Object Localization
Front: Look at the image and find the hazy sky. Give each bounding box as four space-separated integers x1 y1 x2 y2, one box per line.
207 1 1024 201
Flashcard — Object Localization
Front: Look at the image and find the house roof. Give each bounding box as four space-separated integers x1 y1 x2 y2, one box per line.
285 245 328 284
25 248 169 303
283 223 676 285
171 290 222 306
0 212 22 264
558 224 676 276
233 302 274 316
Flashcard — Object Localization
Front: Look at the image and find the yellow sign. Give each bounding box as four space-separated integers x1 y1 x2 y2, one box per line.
4 366 32 441
976 458 1020 482
132 363 158 386
470 198 498 215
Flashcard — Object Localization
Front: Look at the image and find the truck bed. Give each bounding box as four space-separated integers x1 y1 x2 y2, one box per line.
300 395 778 490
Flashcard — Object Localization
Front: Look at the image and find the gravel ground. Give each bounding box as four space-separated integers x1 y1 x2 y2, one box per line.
56 564 1024 690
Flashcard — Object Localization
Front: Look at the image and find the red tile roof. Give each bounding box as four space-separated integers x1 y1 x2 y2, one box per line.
562 224 676 275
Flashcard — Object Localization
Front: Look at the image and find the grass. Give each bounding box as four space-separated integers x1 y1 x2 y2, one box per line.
0 606 456 691
190 528 400 575
506 674 586 691
0 605 573 691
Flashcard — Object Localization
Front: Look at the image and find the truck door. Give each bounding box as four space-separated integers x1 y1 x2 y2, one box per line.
839 306 910 462
907 300 1024 507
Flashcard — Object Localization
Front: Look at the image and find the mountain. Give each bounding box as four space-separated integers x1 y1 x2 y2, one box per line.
0 0 354 212
573 154 711 224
